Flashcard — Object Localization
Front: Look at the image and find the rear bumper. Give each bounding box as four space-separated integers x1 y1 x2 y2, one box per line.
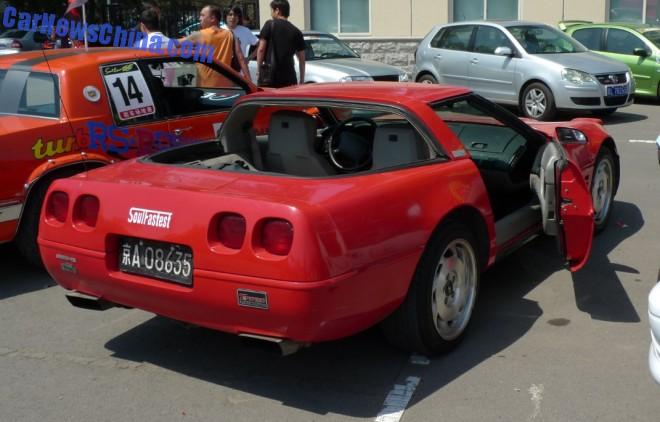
39 238 414 343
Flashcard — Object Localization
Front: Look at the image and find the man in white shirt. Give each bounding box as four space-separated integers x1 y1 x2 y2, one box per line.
134 9 170 51
221 6 258 60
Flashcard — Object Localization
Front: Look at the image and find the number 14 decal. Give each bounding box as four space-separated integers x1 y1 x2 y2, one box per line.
102 62 156 121
111 76 144 106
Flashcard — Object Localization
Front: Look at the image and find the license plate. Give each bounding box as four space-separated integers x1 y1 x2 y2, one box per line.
607 85 628 96
119 237 193 285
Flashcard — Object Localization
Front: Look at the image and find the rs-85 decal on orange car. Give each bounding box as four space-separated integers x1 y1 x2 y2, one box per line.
0 48 257 266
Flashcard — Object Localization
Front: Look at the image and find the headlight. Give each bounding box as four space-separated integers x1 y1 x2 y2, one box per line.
398 73 410 82
339 75 373 82
561 68 596 85
556 127 587 144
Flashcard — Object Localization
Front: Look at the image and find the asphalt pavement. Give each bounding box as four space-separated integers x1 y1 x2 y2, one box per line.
1 100 659 422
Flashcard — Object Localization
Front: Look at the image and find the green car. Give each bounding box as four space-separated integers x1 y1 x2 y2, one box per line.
559 21 660 99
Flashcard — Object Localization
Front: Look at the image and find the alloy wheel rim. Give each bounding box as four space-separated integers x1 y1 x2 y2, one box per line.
524 88 546 118
430 239 477 340
592 157 613 225
421 78 435 84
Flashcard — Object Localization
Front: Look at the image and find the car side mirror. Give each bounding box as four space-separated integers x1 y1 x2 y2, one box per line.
633 47 649 57
494 46 513 56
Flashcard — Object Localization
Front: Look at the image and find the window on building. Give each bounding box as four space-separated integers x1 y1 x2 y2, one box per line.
609 0 659 24
453 0 518 22
311 0 369 34
572 28 603 50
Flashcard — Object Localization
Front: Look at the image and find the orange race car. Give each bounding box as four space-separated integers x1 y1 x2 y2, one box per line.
0 47 257 266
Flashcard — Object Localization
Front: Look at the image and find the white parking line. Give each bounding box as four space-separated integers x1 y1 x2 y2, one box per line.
628 140 657 144
375 376 421 422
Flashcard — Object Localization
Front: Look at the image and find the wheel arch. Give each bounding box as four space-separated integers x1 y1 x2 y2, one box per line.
431 205 491 272
18 159 109 231
415 69 438 83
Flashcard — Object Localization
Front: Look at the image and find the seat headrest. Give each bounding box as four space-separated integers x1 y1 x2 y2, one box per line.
372 124 427 169
268 110 317 154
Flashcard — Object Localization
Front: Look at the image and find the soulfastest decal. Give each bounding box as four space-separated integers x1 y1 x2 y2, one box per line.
31 121 184 159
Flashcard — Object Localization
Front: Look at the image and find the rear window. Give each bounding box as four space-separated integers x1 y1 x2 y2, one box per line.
0 30 27 38
0 70 60 118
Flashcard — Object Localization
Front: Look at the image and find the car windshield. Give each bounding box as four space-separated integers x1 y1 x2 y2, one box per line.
508 25 587 54
642 30 660 48
304 35 359 61
0 30 27 38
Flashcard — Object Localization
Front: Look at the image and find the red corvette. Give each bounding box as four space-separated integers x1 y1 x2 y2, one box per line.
38 83 619 355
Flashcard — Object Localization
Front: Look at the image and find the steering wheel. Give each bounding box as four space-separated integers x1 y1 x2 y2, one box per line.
326 117 377 171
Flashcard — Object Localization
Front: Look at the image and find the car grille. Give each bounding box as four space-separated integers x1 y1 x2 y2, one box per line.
571 97 600 106
604 95 629 106
595 73 627 85
372 75 399 82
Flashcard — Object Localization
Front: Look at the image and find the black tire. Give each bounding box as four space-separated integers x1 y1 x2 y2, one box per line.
381 220 481 355
15 167 88 268
15 178 53 268
591 147 616 234
592 108 617 116
521 82 556 121
417 74 438 84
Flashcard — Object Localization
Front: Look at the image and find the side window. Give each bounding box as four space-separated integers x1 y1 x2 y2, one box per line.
430 28 446 48
19 72 59 118
437 26 474 51
572 28 603 50
101 62 160 126
472 26 513 54
605 29 646 54
145 60 248 118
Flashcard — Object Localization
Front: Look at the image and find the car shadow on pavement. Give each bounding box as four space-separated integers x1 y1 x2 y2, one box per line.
571 200 643 322
0 242 54 300
595 110 648 126
102 201 642 417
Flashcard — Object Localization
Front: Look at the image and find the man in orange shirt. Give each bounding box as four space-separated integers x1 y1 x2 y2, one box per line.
183 5 250 86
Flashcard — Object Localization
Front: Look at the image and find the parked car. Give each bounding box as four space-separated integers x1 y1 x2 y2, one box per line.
0 48 257 267
38 83 618 355
649 270 660 384
248 31 409 83
0 28 50 53
559 21 660 99
414 21 634 120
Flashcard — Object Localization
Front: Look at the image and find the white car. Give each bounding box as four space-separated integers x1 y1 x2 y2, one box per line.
248 31 408 83
649 273 660 384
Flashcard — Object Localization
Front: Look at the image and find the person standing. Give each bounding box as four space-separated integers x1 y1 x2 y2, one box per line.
256 0 305 87
134 9 170 50
184 5 251 85
222 6 258 60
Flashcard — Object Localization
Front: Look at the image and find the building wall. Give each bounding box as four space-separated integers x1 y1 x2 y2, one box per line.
257 0 612 76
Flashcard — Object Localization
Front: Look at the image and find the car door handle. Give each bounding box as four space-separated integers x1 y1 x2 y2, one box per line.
173 127 192 136
470 58 479 64
434 54 443 59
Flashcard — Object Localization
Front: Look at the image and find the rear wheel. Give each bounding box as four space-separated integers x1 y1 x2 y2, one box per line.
15 179 53 268
521 82 556 121
381 220 480 355
418 74 438 84
591 147 616 234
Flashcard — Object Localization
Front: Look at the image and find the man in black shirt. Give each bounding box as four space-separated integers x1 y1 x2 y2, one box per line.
256 0 306 87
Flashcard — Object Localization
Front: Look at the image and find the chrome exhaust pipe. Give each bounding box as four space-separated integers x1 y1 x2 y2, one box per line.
65 291 116 311
238 333 308 356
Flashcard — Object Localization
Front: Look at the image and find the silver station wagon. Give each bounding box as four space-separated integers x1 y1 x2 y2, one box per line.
413 21 634 120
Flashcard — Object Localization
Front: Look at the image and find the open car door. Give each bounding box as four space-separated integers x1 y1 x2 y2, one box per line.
530 142 594 271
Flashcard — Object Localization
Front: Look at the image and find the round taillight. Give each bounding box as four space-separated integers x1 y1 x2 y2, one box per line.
261 219 293 256
74 195 99 228
46 191 69 223
217 213 246 249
